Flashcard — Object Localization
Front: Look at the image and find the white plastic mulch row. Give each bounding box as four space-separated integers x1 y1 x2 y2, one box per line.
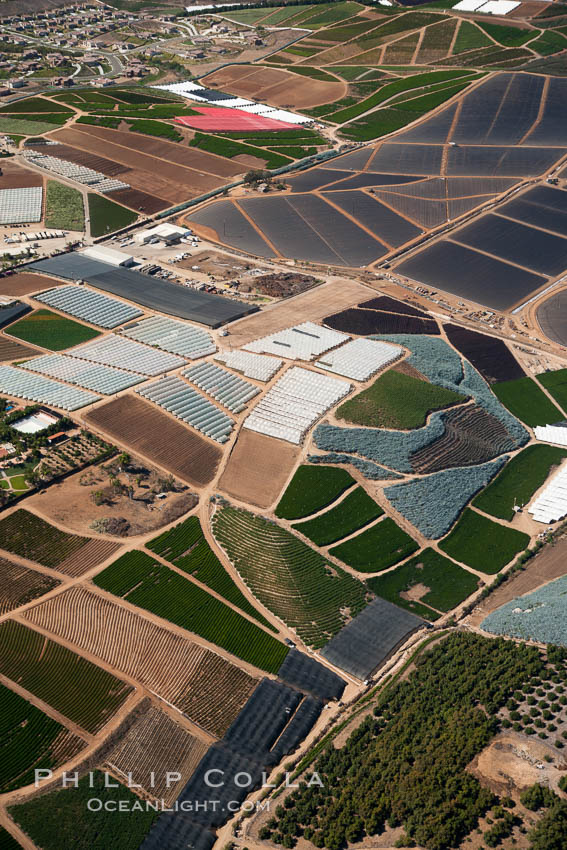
22 152 129 194
36 285 143 329
244 321 349 361
20 353 144 395
183 361 259 413
316 338 403 382
120 315 216 359
534 424 567 447
215 350 282 382
70 334 185 376
529 464 567 524
137 375 234 443
0 364 98 410
243 366 351 445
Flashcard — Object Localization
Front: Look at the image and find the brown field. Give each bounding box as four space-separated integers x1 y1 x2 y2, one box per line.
49 126 230 204
0 555 59 615
80 126 244 180
0 272 63 298
24 585 258 736
468 534 567 628
0 161 43 189
104 705 210 805
85 395 222 488
108 187 169 214
30 142 131 177
203 65 346 109
225 278 372 347
56 538 121 578
219 429 299 509
0 333 40 361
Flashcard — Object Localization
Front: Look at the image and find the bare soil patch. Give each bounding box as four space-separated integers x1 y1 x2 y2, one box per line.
56 537 121 578
85 395 222 488
241 271 320 298
109 187 169 214
0 333 40 361
203 65 346 109
219 429 299 509
468 535 567 628
26 458 197 538
226 278 372 347
177 249 261 278
0 272 62 298
50 127 226 204
0 161 43 189
469 731 567 795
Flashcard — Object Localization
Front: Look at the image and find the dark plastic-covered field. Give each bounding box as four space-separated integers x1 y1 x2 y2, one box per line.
188 199 275 258
320 597 424 679
324 190 422 247
497 186 567 238
396 240 546 311
444 324 525 384
277 647 345 701
452 213 567 277
359 295 429 317
324 307 440 335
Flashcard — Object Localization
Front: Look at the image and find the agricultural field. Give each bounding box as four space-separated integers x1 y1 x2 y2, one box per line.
94 550 287 673
0 509 92 570
330 516 418 572
444 324 525 385
336 368 463 429
439 509 530 573
85 395 222 488
87 193 138 237
212 505 369 649
5 309 100 351
367 547 481 621
275 465 355 520
472 444 567 521
24 585 257 737
44 180 85 232
147 516 273 629
293 486 383 546
536 368 567 413
0 620 132 733
0 555 59 614
10 770 157 850
493 377 564 427
0 680 84 793
482 574 567 647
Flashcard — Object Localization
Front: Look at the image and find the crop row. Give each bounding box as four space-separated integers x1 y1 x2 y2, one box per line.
307 453 402 481
330 517 418 573
212 506 369 649
147 517 273 629
275 465 355 520
94 551 288 675
293 487 383 546
0 620 132 734
0 510 88 570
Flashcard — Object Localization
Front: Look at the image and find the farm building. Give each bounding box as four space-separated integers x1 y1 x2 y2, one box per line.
535 421 567 447
82 246 134 267
136 223 192 245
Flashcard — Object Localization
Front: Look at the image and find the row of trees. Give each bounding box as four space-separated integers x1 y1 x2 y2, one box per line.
266 633 559 850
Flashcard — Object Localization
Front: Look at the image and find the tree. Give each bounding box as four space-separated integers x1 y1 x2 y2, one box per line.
117 452 130 471
528 801 567 850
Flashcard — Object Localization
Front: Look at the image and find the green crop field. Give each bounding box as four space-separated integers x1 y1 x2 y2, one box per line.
94 551 288 674
88 194 138 238
147 516 274 629
0 827 22 849
0 117 67 135
0 680 84 793
128 118 183 142
492 377 563 427
0 510 89 568
0 621 132 733
452 20 494 54
45 180 85 231
439 509 530 573
190 132 292 168
0 97 73 114
213 505 368 649
473 444 567 521
293 486 383 546
10 770 157 850
330 517 419 572
275 465 355 520
6 309 99 351
477 22 535 46
337 369 464 429
536 368 567 413
367 547 480 621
